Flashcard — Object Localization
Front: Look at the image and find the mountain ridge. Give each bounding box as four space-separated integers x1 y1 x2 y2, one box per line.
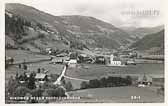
5 3 133 51
130 30 164 54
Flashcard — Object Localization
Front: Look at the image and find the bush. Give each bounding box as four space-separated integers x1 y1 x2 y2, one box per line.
65 81 73 91
89 79 100 88
43 87 66 97
42 82 58 89
80 81 89 89
31 88 44 97
125 76 132 85
80 76 133 89
27 73 36 89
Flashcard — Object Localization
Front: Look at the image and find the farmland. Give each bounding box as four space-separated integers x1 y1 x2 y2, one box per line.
67 87 164 103
66 63 164 80
5 49 50 63
5 49 64 84
5 49 164 103
64 63 164 89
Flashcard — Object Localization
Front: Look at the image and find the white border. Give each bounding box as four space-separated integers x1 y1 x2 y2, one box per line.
0 0 167 106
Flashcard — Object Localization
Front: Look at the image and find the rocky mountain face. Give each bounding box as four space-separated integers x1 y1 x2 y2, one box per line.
5 3 133 52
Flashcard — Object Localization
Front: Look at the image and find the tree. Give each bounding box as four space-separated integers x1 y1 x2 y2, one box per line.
18 64 22 69
10 58 14 64
43 87 66 97
126 76 132 85
100 77 107 87
89 79 100 88
23 64 28 70
15 72 19 81
80 81 88 89
65 81 73 91
31 88 44 97
23 72 28 81
7 76 19 96
37 68 41 73
27 73 36 89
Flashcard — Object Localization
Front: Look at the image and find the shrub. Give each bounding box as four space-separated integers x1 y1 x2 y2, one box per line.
27 73 36 89
43 87 66 97
89 79 100 88
80 81 89 89
31 88 44 97
42 82 58 89
80 76 133 89
65 81 73 91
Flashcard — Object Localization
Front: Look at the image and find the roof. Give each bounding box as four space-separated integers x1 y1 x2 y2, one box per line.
113 57 121 61
69 59 77 64
80 54 87 57
52 58 63 62
35 73 46 79
46 48 52 51
138 74 152 82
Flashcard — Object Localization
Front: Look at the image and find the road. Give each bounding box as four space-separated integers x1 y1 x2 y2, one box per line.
53 65 67 85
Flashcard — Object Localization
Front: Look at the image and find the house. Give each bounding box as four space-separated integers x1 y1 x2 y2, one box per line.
45 48 52 54
95 56 105 64
138 74 152 87
35 73 48 84
78 54 94 63
5 56 14 65
68 59 77 67
51 58 63 64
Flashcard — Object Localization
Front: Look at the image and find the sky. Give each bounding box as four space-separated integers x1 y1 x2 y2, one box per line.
6 0 164 27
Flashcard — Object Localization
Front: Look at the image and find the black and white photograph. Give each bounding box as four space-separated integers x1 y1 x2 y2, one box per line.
3 0 165 104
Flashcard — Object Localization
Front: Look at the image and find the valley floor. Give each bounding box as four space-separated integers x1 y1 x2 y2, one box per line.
5 49 164 103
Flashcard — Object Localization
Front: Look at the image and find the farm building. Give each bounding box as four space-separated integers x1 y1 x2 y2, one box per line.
68 59 77 67
78 54 94 63
138 74 152 87
95 56 105 64
35 73 48 83
51 58 63 64
45 47 52 54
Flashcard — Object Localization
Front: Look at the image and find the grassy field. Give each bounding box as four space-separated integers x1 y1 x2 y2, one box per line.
66 63 164 80
67 86 164 103
5 49 64 85
5 49 50 63
64 63 164 89
5 61 63 83
5 49 164 103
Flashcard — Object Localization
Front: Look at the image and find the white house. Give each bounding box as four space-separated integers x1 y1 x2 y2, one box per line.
45 48 52 54
68 59 77 67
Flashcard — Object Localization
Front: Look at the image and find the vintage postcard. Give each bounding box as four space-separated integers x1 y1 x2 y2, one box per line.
1 0 165 104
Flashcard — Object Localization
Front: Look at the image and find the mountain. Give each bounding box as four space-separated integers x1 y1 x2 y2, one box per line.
5 3 133 51
130 30 164 54
121 25 164 39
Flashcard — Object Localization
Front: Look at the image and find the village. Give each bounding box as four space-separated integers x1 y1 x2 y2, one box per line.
5 46 164 103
